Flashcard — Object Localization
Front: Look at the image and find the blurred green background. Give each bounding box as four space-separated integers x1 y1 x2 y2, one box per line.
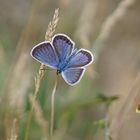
0 0 140 140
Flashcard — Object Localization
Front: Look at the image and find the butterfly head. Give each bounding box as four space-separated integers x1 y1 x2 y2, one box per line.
56 70 61 75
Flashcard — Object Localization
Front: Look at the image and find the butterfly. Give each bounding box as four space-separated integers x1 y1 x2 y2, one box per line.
30 34 94 86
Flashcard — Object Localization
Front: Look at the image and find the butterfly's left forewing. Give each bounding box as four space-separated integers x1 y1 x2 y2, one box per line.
31 41 59 69
67 49 94 68
62 68 85 86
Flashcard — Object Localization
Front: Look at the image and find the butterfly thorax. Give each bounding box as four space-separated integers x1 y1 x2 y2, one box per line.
57 59 69 73
57 49 78 73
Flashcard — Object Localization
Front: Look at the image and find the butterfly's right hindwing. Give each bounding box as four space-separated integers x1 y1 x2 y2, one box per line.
62 68 85 86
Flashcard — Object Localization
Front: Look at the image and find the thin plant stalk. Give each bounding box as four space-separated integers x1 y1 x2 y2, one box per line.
24 67 46 140
93 0 136 58
24 9 59 140
8 118 18 140
50 74 58 138
105 109 110 140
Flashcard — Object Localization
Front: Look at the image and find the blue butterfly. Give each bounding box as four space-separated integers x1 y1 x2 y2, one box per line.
30 34 94 86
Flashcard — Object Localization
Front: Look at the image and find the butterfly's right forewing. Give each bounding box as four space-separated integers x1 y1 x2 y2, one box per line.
52 34 74 61
31 41 59 69
67 49 94 68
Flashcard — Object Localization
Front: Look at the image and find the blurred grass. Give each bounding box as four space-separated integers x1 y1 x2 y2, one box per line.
0 0 140 140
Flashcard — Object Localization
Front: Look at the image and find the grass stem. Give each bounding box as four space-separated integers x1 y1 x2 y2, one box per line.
24 9 59 140
50 74 58 138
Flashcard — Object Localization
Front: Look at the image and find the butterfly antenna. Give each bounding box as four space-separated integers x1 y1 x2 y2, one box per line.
40 67 53 71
